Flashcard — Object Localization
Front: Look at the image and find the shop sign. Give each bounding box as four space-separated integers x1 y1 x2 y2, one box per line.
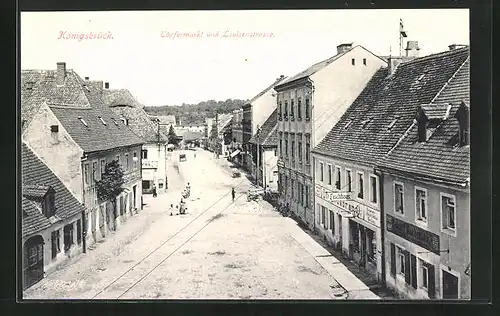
326 195 380 228
315 186 351 201
386 214 440 255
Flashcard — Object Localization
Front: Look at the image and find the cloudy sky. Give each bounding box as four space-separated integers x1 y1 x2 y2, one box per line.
21 9 469 106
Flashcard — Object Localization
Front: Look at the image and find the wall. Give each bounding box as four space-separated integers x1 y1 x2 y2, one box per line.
383 173 470 299
251 89 278 137
142 142 167 192
311 46 387 146
23 103 85 202
262 148 278 191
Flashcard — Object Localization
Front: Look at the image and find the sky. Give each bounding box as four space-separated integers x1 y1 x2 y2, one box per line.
21 10 469 107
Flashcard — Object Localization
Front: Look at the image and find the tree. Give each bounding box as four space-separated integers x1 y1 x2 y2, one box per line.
96 160 124 231
168 125 179 145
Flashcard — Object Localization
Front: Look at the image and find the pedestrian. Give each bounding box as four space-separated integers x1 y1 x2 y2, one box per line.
152 184 157 198
194 152 196 159
231 187 235 202
169 204 174 216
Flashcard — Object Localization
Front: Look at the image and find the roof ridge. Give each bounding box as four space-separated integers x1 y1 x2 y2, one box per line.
22 141 83 205
261 124 277 145
429 55 470 104
48 103 93 109
399 46 469 67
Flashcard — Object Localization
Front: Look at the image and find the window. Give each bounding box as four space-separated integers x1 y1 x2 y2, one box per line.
305 98 310 120
278 102 282 120
441 194 456 233
125 154 129 170
121 118 129 125
419 260 435 297
278 132 283 156
319 162 324 182
367 229 376 263
284 101 288 119
99 117 107 125
42 191 56 218
305 185 310 208
357 172 364 199
141 149 148 159
398 247 406 276
327 165 332 185
100 159 106 175
92 162 97 182
351 58 355 65
363 58 367 65
305 134 311 164
84 163 89 185
63 224 74 251
298 98 302 119
346 170 352 192
290 99 295 119
28 246 38 267
291 136 295 161
415 188 428 222
329 210 335 234
291 179 295 199
115 155 120 165
284 134 289 158
298 136 303 161
369 175 378 204
394 182 404 214
335 167 341 190
50 125 59 132
421 262 429 289
51 230 61 258
321 206 326 226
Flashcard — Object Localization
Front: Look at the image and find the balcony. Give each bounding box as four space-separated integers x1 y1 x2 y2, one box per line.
142 160 159 169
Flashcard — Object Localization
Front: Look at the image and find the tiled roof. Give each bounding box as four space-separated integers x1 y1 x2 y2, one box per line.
249 108 278 146
103 89 168 143
151 115 177 126
420 104 452 120
182 131 204 141
23 184 52 198
22 65 144 152
312 47 470 170
22 142 86 239
247 76 288 105
379 57 470 184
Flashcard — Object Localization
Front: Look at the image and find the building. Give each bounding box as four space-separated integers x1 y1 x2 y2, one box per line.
377 51 470 299
21 62 145 247
230 109 244 165
242 76 287 175
275 43 388 229
103 85 169 195
248 108 279 191
22 142 87 289
311 46 469 286
208 113 233 156
149 115 177 138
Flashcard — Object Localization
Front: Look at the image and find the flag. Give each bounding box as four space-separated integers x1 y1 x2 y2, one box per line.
400 18 408 38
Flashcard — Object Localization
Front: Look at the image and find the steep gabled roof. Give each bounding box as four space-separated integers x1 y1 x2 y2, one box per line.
247 76 288 105
22 142 86 238
103 89 168 143
312 47 470 168
379 57 470 184
249 109 278 146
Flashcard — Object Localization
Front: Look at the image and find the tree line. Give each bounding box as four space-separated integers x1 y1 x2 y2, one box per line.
144 99 248 126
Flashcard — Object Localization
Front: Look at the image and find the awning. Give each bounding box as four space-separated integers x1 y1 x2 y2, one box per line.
230 150 241 158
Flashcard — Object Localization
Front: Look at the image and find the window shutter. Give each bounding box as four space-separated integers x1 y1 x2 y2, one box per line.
410 254 417 289
390 243 396 277
404 250 411 284
427 264 436 299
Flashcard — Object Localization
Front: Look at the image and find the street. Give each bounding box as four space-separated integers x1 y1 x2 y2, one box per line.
23 149 377 300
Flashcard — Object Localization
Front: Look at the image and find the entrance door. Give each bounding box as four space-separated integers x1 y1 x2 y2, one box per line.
442 270 459 299
133 185 137 210
23 235 44 290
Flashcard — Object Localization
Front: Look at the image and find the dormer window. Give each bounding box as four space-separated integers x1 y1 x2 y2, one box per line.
78 117 88 127
454 101 470 146
416 104 451 142
121 118 129 125
43 190 56 218
99 117 107 125
50 125 59 133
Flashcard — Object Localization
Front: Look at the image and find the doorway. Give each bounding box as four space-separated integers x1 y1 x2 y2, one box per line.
442 269 459 299
23 235 44 290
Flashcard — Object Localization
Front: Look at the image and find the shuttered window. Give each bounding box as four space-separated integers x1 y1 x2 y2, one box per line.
410 254 417 289
329 210 335 234
390 243 396 277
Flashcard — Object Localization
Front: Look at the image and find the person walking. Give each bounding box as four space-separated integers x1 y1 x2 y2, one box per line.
231 187 236 202
152 184 157 198
168 204 174 216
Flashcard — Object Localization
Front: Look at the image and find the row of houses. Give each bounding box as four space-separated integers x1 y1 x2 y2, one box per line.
21 62 169 289
224 41 470 299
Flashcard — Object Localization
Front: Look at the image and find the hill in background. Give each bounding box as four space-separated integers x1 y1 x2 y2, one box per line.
143 99 247 126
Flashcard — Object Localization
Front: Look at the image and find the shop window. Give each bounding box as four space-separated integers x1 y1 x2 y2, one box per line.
369 175 378 204
327 165 332 185
367 229 376 263
63 224 74 252
441 194 456 234
357 172 364 199
394 182 404 214
415 187 428 223
51 230 60 258
346 170 352 192
335 167 341 190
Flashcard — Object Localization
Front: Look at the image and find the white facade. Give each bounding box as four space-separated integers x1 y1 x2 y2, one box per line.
262 148 279 192
141 142 167 193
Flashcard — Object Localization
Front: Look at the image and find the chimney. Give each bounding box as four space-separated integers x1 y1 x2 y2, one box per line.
387 56 404 75
56 62 66 85
405 41 420 58
85 77 89 81
337 43 353 55
105 82 109 89
449 44 468 51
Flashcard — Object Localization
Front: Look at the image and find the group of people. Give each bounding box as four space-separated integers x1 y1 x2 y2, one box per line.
169 182 191 216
